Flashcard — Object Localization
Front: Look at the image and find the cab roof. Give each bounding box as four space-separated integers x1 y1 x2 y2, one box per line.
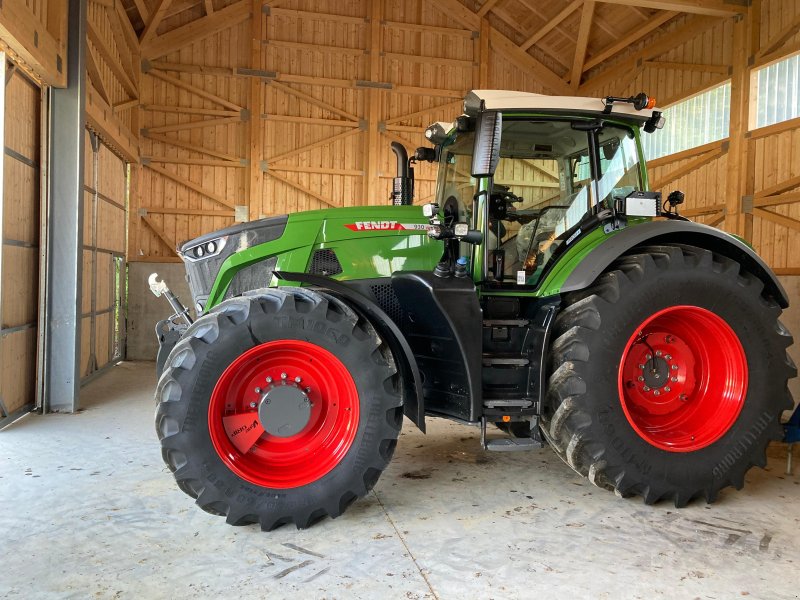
465 89 661 121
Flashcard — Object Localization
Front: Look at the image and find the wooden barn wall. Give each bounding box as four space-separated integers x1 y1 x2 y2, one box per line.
581 0 800 274
81 133 127 381
132 0 556 262
0 63 41 422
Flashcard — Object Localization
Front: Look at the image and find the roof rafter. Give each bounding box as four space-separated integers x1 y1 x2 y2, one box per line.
519 0 582 51
570 0 595 88
596 0 742 17
140 0 173 44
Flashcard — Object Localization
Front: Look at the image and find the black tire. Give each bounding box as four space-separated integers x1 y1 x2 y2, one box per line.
155 287 403 530
541 244 795 506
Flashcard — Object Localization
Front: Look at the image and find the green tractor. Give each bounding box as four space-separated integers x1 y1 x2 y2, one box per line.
152 90 795 530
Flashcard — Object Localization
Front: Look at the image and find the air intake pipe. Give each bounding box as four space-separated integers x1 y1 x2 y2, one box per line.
390 142 414 205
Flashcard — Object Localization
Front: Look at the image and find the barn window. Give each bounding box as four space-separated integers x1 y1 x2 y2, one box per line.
642 82 731 161
754 52 800 128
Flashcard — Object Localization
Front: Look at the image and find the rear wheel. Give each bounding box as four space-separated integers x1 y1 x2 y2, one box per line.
542 244 795 506
155 288 403 529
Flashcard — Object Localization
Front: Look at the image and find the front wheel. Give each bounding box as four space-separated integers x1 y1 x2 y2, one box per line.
155 288 403 529
542 244 795 506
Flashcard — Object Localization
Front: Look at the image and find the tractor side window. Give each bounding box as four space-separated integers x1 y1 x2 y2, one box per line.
597 127 642 204
436 131 477 228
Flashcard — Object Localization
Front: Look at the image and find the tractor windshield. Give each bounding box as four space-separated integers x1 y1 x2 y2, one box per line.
489 118 642 286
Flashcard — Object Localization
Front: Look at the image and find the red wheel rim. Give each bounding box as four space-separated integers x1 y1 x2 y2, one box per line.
617 306 747 452
208 340 360 488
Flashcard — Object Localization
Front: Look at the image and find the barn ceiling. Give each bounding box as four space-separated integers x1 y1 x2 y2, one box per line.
119 0 741 87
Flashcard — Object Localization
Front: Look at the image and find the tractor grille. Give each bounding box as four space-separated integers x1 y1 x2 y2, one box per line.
370 283 404 326
223 256 278 300
308 249 343 276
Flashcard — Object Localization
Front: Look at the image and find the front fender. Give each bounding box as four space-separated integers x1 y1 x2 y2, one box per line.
560 220 789 308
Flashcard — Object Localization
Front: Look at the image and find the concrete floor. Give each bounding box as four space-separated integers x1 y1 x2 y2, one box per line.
1 362 798 599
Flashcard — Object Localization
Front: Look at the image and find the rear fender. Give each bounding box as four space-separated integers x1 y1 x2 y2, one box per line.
273 271 426 432
561 220 789 308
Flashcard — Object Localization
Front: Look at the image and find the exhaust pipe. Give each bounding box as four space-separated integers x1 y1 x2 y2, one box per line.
390 142 414 206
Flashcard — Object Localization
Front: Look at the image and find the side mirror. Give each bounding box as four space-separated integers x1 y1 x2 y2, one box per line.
471 111 502 178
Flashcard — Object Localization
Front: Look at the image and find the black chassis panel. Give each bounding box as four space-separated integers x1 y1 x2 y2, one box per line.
392 272 483 422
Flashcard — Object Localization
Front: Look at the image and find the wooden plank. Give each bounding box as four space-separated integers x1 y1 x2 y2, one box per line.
681 203 725 216
263 39 366 56
145 68 243 110
143 131 242 163
249 0 263 220
262 114 362 127
113 98 140 113
144 115 241 134
142 0 251 60
268 7 369 25
383 51 474 68
382 20 473 38
477 0 501 18
271 165 364 176
266 171 340 208
144 156 245 167
520 0 582 51
144 163 236 208
596 0 742 17
583 11 677 72
140 214 178 255
142 104 238 116
754 174 800 199
87 18 138 99
749 116 800 140
86 43 111 105
0 0 66 86
753 192 800 208
570 1 595 89
132 0 150 22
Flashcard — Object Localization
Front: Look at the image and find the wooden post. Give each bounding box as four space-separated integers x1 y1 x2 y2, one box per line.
363 0 383 206
248 0 263 220
725 7 756 237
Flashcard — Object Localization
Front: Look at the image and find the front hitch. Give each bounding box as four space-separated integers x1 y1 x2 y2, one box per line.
149 273 193 377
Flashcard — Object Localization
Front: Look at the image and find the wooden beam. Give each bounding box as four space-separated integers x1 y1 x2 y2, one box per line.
86 44 111 105
650 145 727 189
269 80 360 122
571 1 595 89
144 116 241 134
580 15 720 93
132 0 150 23
643 60 730 74
756 12 800 60
268 128 362 165
383 51 474 68
268 7 370 26
142 206 236 217
266 171 340 208
87 18 138 99
753 207 800 233
143 156 244 167
85 80 139 163
490 3 572 71
364 0 384 205
144 163 236 208
681 203 725 217
141 214 178 255
143 130 243 162
382 20 474 38
520 0 582 51
142 0 251 60
114 0 141 53
0 0 66 87
142 104 239 117
647 139 726 169
113 98 140 113
140 0 173 45
385 100 462 126
263 39 367 57
477 0 502 18
596 0 742 17
262 114 361 127
754 174 800 199
104 1 138 71
583 11 677 72
479 18 490 87
753 192 800 209
205 0 215 15
489 28 572 94
271 165 364 176
145 68 243 110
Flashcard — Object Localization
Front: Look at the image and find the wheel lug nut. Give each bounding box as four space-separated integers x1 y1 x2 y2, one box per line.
638 364 645 369
646 354 652 360
281 372 287 380
665 354 672 361
653 390 660 396
637 376 644 382
250 401 257 408
254 387 261 394
305 387 312 393
671 376 678 382
655 350 662 357
295 376 302 383
266 376 272 383
665 335 674 343
643 386 651 392
671 365 678 371
664 386 671 392
679 394 688 401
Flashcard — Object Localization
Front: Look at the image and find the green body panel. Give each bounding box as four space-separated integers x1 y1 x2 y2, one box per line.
205 205 442 309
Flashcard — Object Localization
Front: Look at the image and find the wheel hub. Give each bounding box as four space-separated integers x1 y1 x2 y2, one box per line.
258 384 311 437
641 355 670 389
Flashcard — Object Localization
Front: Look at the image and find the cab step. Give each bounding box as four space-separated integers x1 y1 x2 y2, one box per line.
485 437 545 452
482 354 529 367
